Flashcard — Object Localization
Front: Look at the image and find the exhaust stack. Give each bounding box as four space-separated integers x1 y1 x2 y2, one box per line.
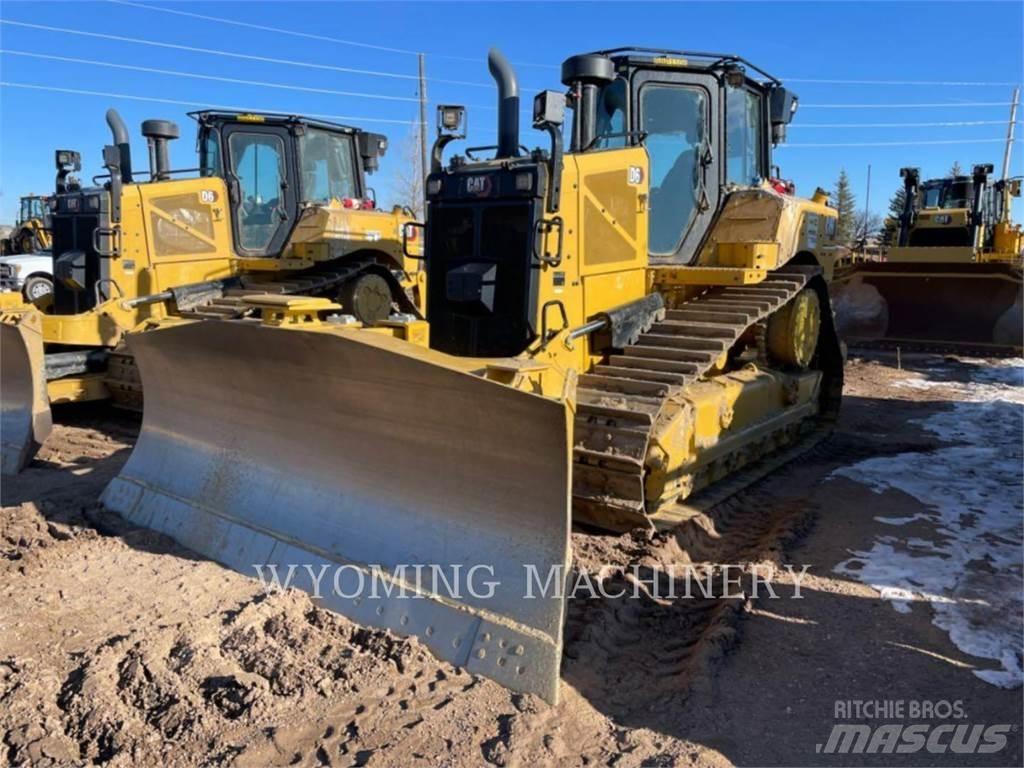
105 108 133 183
142 120 180 182
488 48 519 158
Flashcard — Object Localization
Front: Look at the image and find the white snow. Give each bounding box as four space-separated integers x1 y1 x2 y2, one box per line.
892 357 1024 404
833 358 1024 688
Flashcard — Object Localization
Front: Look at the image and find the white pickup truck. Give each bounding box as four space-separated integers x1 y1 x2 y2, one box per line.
0 251 53 302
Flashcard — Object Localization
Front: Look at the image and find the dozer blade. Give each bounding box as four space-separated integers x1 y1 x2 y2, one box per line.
832 262 1023 352
102 321 573 703
1 307 51 474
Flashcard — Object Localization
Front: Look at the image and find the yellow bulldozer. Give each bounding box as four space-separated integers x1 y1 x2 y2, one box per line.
832 164 1023 351
102 47 843 703
1 108 424 474
0 194 53 256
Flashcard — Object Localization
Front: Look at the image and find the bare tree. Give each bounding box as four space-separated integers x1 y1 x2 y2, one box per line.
853 209 883 244
391 127 425 220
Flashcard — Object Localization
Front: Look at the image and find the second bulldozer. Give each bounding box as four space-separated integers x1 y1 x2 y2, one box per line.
832 164 1023 351
1 108 424 473
103 48 843 703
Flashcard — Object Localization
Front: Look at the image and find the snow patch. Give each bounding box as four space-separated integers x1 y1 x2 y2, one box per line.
893 357 1024 404
832 359 1024 688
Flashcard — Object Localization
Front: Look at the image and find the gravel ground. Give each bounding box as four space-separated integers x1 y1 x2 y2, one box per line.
1 355 1021 767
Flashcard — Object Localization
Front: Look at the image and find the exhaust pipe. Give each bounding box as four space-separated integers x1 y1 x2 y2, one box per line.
142 119 181 182
105 108 133 183
488 48 519 159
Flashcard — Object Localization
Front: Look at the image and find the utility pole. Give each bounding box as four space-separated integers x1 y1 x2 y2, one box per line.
418 53 429 183
860 163 871 256
1001 86 1019 180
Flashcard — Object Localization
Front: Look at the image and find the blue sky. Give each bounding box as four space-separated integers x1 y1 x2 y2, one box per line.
1 0 1021 223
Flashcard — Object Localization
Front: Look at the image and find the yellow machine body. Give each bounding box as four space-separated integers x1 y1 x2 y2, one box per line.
0 110 424 471
104 48 844 704
35 177 421 350
833 167 1022 350
1 195 52 255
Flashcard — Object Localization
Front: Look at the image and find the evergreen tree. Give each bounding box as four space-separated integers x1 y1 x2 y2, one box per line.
879 185 907 247
832 169 858 246
949 161 964 177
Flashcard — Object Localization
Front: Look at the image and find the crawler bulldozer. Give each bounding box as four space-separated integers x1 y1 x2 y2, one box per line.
0 109 424 474
832 165 1023 351
102 48 843 703
0 194 52 256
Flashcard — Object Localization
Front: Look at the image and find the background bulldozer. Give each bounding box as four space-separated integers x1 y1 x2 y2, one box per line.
832 164 1023 351
0 194 52 256
0 108 424 474
103 47 843 703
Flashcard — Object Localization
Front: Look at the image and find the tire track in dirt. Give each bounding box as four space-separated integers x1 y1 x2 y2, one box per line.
558 436 862 726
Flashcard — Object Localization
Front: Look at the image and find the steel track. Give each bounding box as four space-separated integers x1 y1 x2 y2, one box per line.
572 265 833 531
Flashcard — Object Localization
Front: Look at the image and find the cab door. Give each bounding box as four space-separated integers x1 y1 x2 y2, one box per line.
220 123 298 258
630 69 721 265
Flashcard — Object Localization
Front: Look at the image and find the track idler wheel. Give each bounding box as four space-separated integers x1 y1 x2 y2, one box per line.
767 288 820 369
339 272 393 325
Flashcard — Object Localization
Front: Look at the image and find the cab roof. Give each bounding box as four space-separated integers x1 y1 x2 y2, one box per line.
188 110 361 135
589 47 781 85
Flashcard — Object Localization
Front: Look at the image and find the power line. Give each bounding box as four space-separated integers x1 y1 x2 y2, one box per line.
0 19 497 89
98 2 1024 84
0 50 423 103
0 82 422 125
801 101 1014 109
783 138 1013 148
106 0 561 70
795 120 1022 128
107 0 422 56
0 49 505 112
11 16 1015 97
17 17 1016 107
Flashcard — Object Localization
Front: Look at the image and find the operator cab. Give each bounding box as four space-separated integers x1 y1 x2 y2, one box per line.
920 177 974 211
17 196 50 227
194 111 388 258
901 164 994 248
568 48 797 265
46 109 390 315
424 47 799 357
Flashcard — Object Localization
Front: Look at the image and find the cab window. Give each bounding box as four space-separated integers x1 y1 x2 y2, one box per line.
299 128 358 203
921 181 973 210
726 85 763 185
228 132 287 251
640 84 708 255
593 79 628 149
942 181 972 209
200 132 221 178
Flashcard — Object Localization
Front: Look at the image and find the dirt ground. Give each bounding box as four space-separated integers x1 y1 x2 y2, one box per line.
1 354 1021 767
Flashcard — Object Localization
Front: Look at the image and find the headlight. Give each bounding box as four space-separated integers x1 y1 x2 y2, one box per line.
426 178 442 195
12 264 22 275
514 172 533 191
